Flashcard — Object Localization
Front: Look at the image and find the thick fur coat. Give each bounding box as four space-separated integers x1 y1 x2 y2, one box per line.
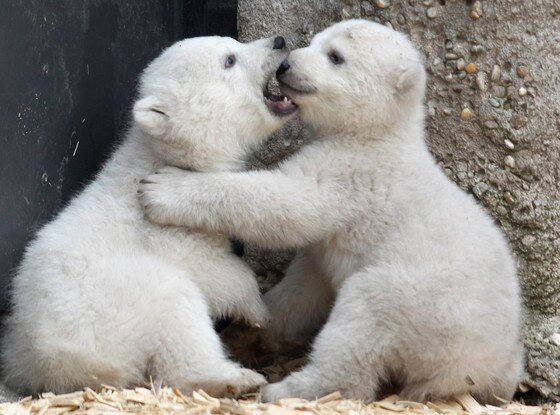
2 35 293 395
139 21 524 403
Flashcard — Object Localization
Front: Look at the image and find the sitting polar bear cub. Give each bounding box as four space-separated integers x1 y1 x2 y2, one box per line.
139 20 523 403
2 35 298 395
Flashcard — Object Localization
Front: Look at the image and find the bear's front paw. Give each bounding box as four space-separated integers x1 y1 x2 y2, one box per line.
202 368 267 398
261 372 332 402
261 379 297 402
138 166 189 226
238 297 271 329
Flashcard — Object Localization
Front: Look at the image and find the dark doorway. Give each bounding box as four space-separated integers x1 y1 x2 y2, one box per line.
0 0 238 313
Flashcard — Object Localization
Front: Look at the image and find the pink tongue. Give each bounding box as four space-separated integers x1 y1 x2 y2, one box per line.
273 99 295 110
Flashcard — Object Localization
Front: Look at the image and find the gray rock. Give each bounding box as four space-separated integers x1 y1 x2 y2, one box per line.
239 0 560 399
470 44 486 54
504 139 515 150
522 235 536 247
491 64 502 82
374 0 390 9
472 182 489 199
493 85 507 98
484 120 499 130
361 0 374 16
476 72 488 92
504 155 516 169
426 7 438 19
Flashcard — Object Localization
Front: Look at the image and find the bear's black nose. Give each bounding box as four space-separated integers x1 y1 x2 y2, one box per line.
276 59 290 76
273 36 286 50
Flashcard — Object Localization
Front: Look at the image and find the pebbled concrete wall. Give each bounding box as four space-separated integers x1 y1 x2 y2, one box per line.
239 0 560 399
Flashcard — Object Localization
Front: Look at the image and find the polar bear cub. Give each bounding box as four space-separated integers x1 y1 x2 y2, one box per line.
2 35 298 395
139 20 524 403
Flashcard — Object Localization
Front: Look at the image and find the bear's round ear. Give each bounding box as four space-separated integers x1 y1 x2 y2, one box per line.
395 65 415 92
133 96 168 136
395 61 425 95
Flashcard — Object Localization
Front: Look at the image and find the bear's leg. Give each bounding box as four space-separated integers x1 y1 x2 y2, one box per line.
151 275 266 397
262 269 388 402
221 251 333 364
263 263 523 403
192 255 269 327
259 251 334 353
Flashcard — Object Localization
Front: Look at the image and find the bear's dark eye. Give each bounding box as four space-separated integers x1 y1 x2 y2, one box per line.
225 54 236 68
328 50 344 65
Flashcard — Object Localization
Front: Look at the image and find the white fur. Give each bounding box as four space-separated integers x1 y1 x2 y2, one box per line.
2 35 293 395
139 21 524 403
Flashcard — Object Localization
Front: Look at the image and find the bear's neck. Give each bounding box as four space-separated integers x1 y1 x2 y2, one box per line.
312 104 426 148
93 126 167 190
95 125 251 189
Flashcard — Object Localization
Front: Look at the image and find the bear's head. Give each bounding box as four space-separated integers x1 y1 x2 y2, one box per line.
277 20 426 136
133 36 297 171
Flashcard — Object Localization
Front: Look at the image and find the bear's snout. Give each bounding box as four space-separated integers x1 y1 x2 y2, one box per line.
273 36 286 50
276 60 290 76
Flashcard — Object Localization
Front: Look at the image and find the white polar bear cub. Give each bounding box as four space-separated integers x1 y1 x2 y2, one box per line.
139 20 524 403
2 35 298 395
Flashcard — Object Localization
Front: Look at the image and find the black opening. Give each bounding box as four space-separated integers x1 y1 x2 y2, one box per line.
0 0 238 314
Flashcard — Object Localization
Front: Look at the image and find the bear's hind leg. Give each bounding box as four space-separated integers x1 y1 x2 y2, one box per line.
259 251 334 353
262 269 390 402
197 255 270 327
150 275 266 397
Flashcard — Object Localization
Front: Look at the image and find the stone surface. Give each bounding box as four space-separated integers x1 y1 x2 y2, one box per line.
239 0 560 399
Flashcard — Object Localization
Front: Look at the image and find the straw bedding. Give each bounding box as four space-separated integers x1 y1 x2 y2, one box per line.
0 384 551 415
0 351 552 414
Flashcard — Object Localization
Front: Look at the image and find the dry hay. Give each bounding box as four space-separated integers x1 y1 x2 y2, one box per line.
0 386 553 415
0 349 552 415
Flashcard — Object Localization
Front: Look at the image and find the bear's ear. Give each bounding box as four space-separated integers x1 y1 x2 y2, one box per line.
395 61 425 95
133 96 169 136
395 65 416 92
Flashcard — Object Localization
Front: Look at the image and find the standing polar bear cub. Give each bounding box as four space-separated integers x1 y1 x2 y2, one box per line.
2 35 298 395
140 20 524 403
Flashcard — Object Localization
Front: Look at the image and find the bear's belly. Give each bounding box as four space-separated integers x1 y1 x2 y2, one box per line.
145 225 236 269
311 231 370 291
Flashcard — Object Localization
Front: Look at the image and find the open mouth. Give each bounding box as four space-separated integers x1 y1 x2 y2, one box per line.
263 80 298 117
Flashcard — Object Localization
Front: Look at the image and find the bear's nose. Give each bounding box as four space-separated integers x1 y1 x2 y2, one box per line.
276 59 291 76
273 36 286 50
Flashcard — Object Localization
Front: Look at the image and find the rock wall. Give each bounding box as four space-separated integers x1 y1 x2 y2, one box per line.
239 0 560 399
